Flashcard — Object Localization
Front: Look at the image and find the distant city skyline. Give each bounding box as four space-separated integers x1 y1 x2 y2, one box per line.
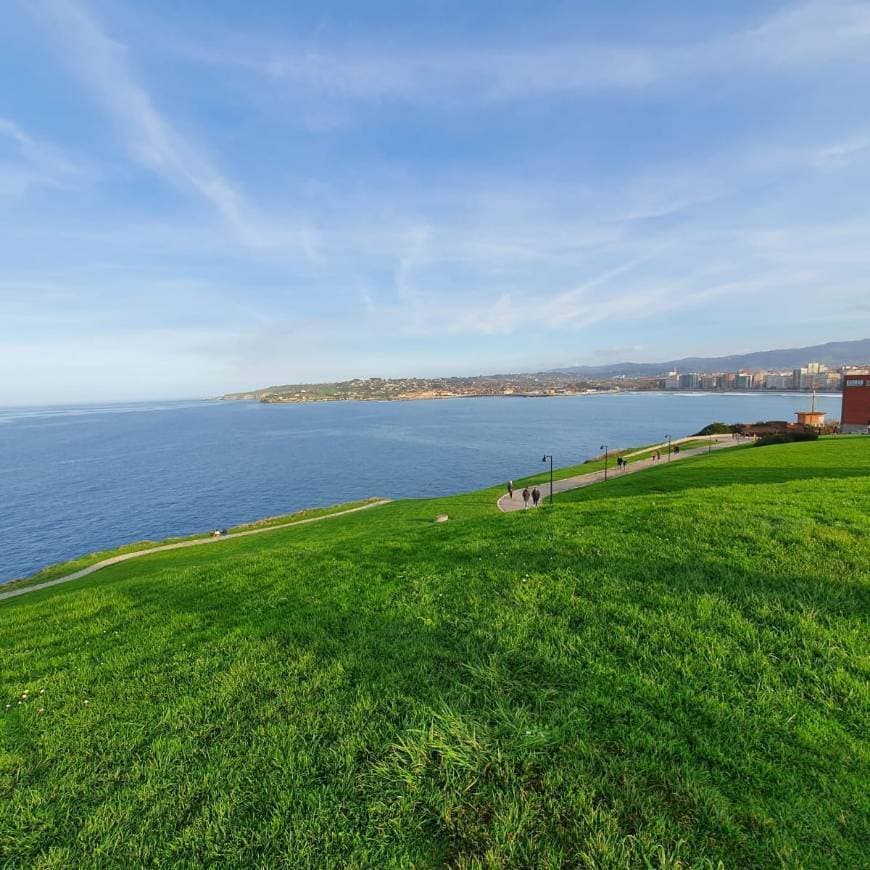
3 1 870 403
658 361 849 393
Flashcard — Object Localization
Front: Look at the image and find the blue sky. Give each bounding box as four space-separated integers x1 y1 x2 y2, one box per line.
2 0 870 403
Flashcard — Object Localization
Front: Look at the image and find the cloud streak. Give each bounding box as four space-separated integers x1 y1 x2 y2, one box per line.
0 117 84 198
29 0 316 254
179 1 870 106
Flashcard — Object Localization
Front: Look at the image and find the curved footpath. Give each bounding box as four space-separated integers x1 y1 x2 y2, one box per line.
498 435 749 512
0 499 392 603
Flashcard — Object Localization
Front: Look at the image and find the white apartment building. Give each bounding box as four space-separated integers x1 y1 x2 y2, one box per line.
765 373 793 390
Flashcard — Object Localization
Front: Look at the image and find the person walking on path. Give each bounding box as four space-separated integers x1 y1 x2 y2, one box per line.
532 486 540 507
522 487 530 509
507 480 514 499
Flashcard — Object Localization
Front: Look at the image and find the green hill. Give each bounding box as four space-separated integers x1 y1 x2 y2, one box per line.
2 439 868 867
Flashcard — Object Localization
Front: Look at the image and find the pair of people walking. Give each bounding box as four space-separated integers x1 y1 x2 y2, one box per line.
507 481 541 507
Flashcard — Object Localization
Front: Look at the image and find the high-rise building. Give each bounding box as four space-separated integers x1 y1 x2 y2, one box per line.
823 371 842 390
793 363 829 390
700 374 719 390
793 367 806 390
765 372 793 390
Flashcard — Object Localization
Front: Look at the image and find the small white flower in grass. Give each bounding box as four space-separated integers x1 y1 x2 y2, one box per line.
83 700 90 706
37 708 44 715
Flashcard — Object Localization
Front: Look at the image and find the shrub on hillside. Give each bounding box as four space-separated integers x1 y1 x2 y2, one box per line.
694 422 736 436
754 430 819 446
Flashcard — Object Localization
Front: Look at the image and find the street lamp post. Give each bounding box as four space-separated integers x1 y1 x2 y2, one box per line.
542 454 553 503
600 444 609 481
666 434 672 461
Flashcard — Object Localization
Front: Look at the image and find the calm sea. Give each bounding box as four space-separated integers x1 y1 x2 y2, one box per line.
0 392 842 583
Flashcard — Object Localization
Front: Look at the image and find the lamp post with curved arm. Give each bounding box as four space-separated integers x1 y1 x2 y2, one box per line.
542 454 553 503
600 444 609 481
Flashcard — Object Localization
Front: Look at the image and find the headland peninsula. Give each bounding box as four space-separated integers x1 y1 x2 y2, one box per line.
221 374 609 403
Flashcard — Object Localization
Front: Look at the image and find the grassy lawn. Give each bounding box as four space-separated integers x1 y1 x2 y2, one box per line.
3 499 385 592
1 439 868 866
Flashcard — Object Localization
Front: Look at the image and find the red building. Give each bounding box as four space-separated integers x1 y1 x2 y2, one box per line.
841 373 870 433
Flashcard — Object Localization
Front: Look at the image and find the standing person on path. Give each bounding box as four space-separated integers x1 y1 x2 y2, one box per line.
507 480 514 499
522 487 530 509
532 487 540 507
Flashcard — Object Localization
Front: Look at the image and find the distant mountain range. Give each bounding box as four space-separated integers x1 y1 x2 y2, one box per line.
551 339 870 378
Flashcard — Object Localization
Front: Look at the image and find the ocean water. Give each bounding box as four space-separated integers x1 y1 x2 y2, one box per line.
0 391 842 583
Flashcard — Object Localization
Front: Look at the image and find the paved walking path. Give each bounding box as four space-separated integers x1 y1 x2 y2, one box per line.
498 436 749 512
0 499 391 603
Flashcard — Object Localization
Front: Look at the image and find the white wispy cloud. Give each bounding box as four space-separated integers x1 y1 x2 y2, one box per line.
0 118 79 176
176 1 870 105
733 0 870 68
34 0 243 224
257 44 658 101
0 116 84 197
355 264 830 342
29 0 315 254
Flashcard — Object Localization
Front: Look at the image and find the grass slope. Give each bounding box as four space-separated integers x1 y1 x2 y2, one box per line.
1 439 868 867
3 499 384 592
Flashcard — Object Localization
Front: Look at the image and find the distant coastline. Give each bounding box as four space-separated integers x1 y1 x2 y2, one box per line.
220 338 866 405
220 388 842 406
220 373 609 404
220 389 618 405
